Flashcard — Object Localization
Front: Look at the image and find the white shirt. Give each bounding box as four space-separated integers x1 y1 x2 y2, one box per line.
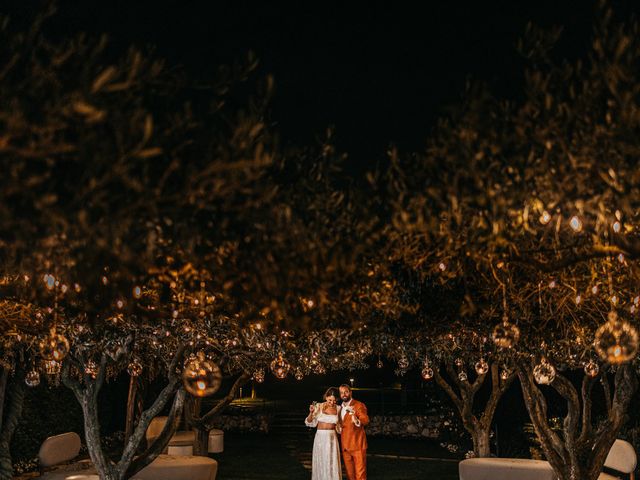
340 400 352 420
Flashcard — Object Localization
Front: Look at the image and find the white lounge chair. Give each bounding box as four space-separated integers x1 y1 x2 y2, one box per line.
459 438 636 480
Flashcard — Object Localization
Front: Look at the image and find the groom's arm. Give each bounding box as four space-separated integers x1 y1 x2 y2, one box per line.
355 402 370 427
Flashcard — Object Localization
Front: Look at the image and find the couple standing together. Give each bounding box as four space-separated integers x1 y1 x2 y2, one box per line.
305 384 369 480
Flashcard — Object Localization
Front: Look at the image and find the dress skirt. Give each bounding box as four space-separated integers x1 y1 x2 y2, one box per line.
311 429 342 480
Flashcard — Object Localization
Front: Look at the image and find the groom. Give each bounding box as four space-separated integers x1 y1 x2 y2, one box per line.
339 384 369 480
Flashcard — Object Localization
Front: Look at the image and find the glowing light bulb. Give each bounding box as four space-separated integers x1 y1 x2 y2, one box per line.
458 371 468 382
533 361 556 385
25 370 41 387
421 366 434 380
84 360 98 379
270 354 290 379
492 321 520 348
570 216 583 232
539 211 551 225
475 359 489 375
182 352 222 397
500 369 510 381
575 294 582 305
133 286 142 298
438 262 447 272
398 355 410 370
253 369 265 383
584 360 599 377
613 221 622 233
592 285 599 295
39 331 70 361
44 274 55 290
127 359 143 376
594 311 638 364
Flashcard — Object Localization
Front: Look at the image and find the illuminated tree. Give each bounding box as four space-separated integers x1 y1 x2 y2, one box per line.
384 4 640 479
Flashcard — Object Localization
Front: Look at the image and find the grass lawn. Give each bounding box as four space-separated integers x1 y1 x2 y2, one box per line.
213 432 460 479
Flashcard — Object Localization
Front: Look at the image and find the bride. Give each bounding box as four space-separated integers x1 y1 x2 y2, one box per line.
305 387 342 480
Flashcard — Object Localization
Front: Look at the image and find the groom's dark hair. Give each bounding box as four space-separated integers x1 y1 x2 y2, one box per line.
339 384 351 391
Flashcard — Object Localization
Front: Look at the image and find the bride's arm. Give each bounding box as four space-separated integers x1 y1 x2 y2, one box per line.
305 402 320 427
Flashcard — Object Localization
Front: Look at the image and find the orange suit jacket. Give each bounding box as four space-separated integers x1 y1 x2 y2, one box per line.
340 399 370 451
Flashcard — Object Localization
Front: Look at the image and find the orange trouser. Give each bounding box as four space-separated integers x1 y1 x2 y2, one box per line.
342 448 366 480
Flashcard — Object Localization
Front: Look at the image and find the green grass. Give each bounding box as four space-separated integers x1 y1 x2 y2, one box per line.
213 432 460 479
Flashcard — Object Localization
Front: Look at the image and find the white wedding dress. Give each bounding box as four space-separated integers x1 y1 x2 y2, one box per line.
305 405 342 480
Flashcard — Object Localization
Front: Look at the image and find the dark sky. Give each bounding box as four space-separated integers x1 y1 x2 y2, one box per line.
6 1 639 167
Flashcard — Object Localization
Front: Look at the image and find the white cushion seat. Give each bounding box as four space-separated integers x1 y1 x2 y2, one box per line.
39 432 82 468
459 458 556 480
135 454 217 480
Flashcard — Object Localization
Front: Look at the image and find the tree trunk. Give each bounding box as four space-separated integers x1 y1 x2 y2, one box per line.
193 427 209 456
0 368 26 480
63 349 186 480
0 440 13 480
434 362 514 458
518 362 637 480
191 372 250 456
472 427 491 458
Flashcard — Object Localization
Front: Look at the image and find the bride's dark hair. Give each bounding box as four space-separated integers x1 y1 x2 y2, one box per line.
323 387 339 400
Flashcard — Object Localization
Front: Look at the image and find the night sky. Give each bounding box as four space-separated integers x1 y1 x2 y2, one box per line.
5 1 639 167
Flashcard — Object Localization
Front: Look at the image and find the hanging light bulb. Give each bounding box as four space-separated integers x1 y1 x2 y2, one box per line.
539 211 551 225
182 351 222 397
133 286 142 299
25 369 41 387
475 358 489 375
270 353 290 379
398 355 410 370
294 368 304 381
613 221 622 233
84 360 98 379
500 369 510 381
594 310 639 364
43 360 61 375
493 319 520 348
569 215 583 232
575 294 582 305
127 359 143 377
584 360 599 377
454 357 464 368
253 369 265 383
533 360 556 385
421 366 434 380
458 371 468 382
376 357 384 369
39 330 70 361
